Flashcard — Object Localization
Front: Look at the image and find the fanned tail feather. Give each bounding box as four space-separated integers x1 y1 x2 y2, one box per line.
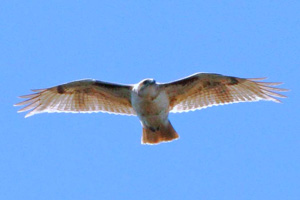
142 121 179 145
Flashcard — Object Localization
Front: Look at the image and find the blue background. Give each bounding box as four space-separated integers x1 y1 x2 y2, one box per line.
1 1 299 199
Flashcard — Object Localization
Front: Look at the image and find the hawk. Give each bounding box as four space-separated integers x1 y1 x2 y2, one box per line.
15 73 288 144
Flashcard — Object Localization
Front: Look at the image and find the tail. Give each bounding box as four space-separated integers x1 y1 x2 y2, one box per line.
142 120 179 145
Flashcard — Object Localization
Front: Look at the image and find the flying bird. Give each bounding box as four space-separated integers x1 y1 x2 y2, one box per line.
15 73 288 144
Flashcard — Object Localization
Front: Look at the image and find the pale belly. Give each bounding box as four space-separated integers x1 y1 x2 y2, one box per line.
131 91 170 128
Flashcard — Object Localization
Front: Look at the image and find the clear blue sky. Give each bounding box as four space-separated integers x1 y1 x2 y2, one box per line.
1 1 299 200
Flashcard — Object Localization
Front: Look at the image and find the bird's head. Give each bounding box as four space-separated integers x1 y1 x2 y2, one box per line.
134 78 159 99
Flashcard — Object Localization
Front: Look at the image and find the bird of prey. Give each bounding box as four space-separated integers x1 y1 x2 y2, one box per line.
15 73 288 145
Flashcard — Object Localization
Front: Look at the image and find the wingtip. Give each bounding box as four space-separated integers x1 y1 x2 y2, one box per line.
274 99 282 103
14 101 26 106
18 93 39 99
31 89 46 92
24 112 34 118
247 77 268 81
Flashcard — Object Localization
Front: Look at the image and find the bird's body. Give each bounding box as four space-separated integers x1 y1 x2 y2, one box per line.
132 79 169 129
15 73 288 145
131 79 178 143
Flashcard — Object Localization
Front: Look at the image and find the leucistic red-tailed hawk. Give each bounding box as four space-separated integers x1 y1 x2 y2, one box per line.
15 73 288 145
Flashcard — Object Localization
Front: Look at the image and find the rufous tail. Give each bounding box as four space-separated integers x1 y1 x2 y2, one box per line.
142 120 179 145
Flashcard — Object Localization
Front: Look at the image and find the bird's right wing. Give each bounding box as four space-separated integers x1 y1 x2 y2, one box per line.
15 79 136 117
161 73 288 113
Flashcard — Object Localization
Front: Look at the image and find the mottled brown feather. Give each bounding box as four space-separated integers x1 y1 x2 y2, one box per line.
15 79 136 117
162 73 288 113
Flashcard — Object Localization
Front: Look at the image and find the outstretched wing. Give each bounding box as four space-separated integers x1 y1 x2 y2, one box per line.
15 79 136 117
162 73 288 113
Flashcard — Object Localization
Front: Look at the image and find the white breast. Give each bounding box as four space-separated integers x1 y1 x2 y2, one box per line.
131 90 170 127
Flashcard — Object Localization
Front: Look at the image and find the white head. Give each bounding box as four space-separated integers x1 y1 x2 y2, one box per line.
134 78 159 99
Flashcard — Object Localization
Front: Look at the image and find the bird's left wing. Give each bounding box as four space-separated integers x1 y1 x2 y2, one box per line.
15 79 136 117
161 73 288 113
